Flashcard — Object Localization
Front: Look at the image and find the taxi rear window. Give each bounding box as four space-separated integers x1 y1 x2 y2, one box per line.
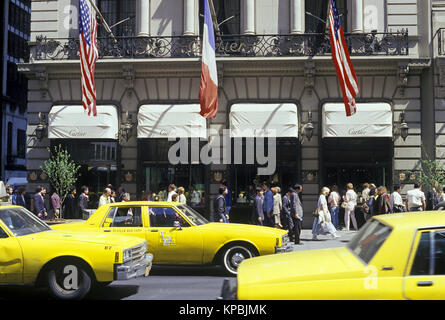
347 219 392 264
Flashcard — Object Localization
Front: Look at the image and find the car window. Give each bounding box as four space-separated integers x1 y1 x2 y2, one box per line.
410 230 445 276
148 207 190 228
0 226 8 238
347 219 392 264
0 207 51 237
411 232 431 276
110 207 142 227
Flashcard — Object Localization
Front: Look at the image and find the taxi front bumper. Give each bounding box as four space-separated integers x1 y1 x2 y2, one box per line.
114 253 153 281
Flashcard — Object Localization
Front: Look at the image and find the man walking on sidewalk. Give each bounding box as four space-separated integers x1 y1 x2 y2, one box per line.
290 184 304 245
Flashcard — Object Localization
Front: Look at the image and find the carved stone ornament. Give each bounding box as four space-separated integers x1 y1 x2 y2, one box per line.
397 64 409 96
123 65 135 96
304 61 315 95
124 171 133 182
213 171 223 183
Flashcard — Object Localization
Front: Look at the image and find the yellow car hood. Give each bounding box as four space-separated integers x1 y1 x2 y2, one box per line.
238 247 365 287
20 229 143 248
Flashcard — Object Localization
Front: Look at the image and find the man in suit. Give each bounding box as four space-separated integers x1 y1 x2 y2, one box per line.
33 186 47 219
78 186 89 219
426 186 438 211
63 187 77 219
290 184 304 245
14 186 27 208
213 186 228 223
252 187 264 225
262 181 274 227
282 188 294 241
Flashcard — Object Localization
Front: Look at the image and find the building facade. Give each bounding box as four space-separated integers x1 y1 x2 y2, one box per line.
1 0 30 185
22 0 435 226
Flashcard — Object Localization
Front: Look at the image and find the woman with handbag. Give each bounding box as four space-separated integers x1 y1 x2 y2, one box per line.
344 183 358 231
312 187 340 240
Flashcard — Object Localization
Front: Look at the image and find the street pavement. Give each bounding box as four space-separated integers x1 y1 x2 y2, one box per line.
0 229 358 300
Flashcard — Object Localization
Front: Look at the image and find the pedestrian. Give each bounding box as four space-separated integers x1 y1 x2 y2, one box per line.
328 185 340 229
214 186 229 223
99 187 111 207
51 189 61 219
110 190 117 203
167 184 177 202
262 181 274 227
290 184 304 245
171 193 179 203
252 187 264 225
33 186 48 220
343 183 358 231
42 187 54 220
376 186 392 214
117 186 125 202
5 184 13 203
312 187 339 240
405 182 426 212
366 187 377 220
14 186 27 208
63 186 77 219
271 187 282 228
177 187 187 204
440 187 445 203
390 184 406 213
281 188 294 240
78 186 89 219
426 185 438 211
220 179 232 221
121 193 131 202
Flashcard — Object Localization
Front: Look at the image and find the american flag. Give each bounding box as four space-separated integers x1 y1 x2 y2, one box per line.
329 0 359 116
79 0 98 116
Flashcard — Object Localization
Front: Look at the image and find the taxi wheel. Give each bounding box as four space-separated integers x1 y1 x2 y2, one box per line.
221 245 255 276
46 262 92 300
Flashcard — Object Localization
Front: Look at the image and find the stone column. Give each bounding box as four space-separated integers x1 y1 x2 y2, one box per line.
136 0 150 36
183 0 196 35
290 0 304 34
351 0 364 33
242 0 255 35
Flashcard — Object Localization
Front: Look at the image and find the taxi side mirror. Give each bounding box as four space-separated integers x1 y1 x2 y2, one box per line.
103 218 113 227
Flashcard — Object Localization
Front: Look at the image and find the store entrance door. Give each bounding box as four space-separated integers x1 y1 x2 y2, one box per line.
322 138 393 192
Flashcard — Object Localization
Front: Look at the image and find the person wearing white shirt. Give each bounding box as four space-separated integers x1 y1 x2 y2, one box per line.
440 187 445 203
167 184 177 202
99 188 111 207
327 185 340 229
343 183 358 231
390 184 406 212
177 187 187 204
405 183 426 212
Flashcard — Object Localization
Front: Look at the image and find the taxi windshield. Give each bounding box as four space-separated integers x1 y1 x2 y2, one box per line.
347 219 392 264
0 207 52 237
176 205 209 226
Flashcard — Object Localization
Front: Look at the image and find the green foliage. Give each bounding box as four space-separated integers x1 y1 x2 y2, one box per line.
41 144 80 205
410 146 445 191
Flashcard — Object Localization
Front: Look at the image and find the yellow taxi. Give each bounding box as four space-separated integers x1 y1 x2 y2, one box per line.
52 201 291 275
221 211 445 299
0 205 152 300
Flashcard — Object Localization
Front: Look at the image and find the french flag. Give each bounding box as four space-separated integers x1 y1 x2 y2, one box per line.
199 0 218 119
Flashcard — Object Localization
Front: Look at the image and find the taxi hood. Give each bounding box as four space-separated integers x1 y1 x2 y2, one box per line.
237 247 365 287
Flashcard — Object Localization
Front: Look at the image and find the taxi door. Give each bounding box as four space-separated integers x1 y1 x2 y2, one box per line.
0 224 23 283
100 205 147 241
403 229 445 300
146 206 203 264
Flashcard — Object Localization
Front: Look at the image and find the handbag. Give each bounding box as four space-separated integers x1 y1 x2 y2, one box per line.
341 201 348 209
312 208 320 217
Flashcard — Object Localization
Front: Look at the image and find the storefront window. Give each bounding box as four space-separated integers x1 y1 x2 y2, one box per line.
230 138 299 206
139 139 207 210
50 140 118 208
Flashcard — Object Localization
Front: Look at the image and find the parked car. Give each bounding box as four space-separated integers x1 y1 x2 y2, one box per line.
221 211 445 299
52 201 292 275
0 205 152 300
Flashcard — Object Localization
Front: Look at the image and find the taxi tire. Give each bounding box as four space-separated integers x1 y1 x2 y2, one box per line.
46 263 92 300
221 244 255 276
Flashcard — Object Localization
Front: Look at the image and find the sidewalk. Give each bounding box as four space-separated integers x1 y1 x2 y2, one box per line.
290 229 358 252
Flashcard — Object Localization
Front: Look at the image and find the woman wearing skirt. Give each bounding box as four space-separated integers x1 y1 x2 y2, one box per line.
312 187 340 240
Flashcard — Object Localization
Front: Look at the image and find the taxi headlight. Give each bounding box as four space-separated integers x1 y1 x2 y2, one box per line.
123 249 132 263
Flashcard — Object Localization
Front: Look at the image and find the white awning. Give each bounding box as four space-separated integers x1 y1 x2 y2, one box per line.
137 104 207 138
48 105 119 139
322 103 393 138
230 103 299 137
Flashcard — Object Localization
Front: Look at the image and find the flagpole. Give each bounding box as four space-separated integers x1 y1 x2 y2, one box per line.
85 0 118 44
